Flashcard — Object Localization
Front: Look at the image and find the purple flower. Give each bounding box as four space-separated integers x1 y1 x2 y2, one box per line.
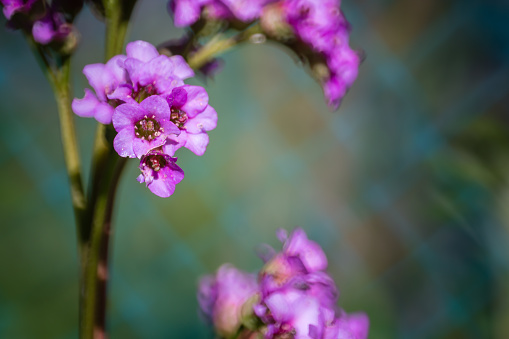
1 0 39 20
169 0 268 27
284 0 348 53
123 40 194 96
72 55 128 124
168 0 209 27
72 40 196 124
259 228 328 293
112 95 180 158
199 228 369 339
31 10 72 44
323 45 360 109
198 264 259 337
136 148 184 198
254 228 366 339
259 0 360 109
163 86 218 156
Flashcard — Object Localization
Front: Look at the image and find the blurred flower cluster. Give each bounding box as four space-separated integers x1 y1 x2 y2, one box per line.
1 0 81 52
72 40 218 197
168 0 360 108
198 228 369 339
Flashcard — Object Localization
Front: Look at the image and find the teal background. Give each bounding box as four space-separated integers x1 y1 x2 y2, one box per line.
2 0 509 338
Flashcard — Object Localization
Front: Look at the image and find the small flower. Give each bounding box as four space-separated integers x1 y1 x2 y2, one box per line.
259 0 360 109
123 40 194 96
198 264 259 338
32 10 72 44
163 85 218 156
199 228 369 339
137 148 184 198
1 0 40 20
72 55 128 124
112 95 180 158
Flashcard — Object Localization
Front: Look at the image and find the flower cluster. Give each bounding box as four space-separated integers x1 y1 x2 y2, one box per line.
168 0 271 27
198 228 369 339
72 40 218 197
276 0 360 109
169 0 360 109
1 0 80 48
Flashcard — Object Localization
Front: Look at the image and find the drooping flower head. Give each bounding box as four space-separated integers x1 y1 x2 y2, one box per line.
112 95 180 158
137 148 185 198
260 0 360 109
163 85 218 156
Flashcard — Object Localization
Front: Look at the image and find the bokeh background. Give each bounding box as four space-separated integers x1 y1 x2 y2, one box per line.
2 0 509 338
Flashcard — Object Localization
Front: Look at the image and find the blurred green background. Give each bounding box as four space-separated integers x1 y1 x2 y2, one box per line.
2 0 509 338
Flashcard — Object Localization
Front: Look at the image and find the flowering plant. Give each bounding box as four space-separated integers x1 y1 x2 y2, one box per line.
1 0 362 337
199 228 369 339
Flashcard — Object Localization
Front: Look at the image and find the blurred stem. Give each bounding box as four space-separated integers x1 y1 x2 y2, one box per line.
79 0 136 338
26 37 87 236
53 56 87 230
187 23 263 70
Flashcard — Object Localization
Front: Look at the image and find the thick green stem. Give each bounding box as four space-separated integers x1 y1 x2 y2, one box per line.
78 1 137 338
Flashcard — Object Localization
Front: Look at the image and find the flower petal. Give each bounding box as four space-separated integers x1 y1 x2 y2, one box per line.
169 55 195 80
185 105 217 133
72 89 100 118
112 102 143 131
126 40 159 62
113 128 136 158
139 95 171 120
133 137 166 158
181 85 209 117
185 132 209 156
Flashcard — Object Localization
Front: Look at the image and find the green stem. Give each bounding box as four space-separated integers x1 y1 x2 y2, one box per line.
79 1 137 337
53 57 87 233
187 23 263 70
26 38 87 231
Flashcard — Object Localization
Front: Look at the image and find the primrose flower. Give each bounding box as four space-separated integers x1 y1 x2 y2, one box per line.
198 264 259 338
137 148 184 198
163 86 218 156
112 95 180 158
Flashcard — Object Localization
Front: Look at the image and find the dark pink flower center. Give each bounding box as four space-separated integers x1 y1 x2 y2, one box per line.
134 115 162 140
170 107 188 129
144 153 167 172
